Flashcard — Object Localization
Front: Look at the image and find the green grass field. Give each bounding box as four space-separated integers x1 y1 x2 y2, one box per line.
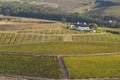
64 54 120 79
0 54 62 78
0 42 120 55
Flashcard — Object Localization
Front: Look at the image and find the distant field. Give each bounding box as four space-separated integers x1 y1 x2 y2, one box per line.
28 1 59 8
0 16 64 30
22 0 94 11
0 55 62 78
0 42 120 55
64 54 120 79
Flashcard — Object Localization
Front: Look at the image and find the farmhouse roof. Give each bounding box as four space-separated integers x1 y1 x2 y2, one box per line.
74 23 89 27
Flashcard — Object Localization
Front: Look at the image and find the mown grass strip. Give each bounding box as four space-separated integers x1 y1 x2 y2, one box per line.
0 42 120 55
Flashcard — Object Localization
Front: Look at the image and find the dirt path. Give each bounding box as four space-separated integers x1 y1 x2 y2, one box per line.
0 52 120 57
0 74 52 80
0 74 120 80
57 56 69 79
0 76 21 80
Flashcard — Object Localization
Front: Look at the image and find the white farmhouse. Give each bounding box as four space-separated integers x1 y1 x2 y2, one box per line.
70 22 90 31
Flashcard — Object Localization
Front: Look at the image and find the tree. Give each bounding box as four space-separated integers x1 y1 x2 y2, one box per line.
89 23 98 30
60 17 66 23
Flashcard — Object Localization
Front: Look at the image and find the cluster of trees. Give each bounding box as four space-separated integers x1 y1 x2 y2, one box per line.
89 23 98 30
0 2 119 28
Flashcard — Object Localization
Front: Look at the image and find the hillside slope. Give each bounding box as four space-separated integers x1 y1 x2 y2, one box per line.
0 0 120 22
86 0 120 22
0 0 95 12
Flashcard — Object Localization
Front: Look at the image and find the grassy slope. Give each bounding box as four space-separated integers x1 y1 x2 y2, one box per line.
86 0 120 18
0 15 64 30
22 0 92 11
0 0 94 12
0 42 120 55
0 54 62 78
103 6 120 17
22 0 120 16
87 6 120 17
64 54 120 78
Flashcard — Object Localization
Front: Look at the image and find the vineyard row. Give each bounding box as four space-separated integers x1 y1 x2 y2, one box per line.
0 33 120 45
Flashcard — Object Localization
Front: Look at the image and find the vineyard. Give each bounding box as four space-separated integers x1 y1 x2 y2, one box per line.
0 28 120 46
17 28 90 34
0 54 62 79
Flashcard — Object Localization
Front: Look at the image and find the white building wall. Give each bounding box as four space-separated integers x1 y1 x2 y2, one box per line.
76 27 90 30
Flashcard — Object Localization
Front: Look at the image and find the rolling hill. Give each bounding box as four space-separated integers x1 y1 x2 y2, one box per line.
0 0 94 11
0 0 119 12
0 0 119 22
